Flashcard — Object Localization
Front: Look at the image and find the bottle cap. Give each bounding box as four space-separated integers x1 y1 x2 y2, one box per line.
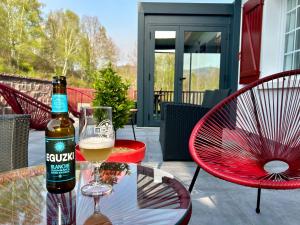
52 76 67 86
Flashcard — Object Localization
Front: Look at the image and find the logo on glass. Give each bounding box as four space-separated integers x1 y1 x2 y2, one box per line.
54 141 65 153
95 119 114 138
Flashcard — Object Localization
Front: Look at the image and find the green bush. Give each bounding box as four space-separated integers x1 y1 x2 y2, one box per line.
19 62 33 72
93 63 134 131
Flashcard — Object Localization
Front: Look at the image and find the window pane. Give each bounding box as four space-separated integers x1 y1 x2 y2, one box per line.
286 10 296 32
297 8 300 28
154 31 176 95
182 31 221 104
294 52 300 69
153 31 176 119
284 54 293 70
287 0 297 11
285 32 295 53
296 30 300 50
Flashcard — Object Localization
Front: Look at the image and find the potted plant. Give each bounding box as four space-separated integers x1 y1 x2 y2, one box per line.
93 63 134 132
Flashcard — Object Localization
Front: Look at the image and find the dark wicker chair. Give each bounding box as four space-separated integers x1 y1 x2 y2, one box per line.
0 114 30 172
189 70 300 213
159 89 231 161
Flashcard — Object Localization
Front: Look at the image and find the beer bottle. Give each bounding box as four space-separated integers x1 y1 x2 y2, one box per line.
46 76 75 193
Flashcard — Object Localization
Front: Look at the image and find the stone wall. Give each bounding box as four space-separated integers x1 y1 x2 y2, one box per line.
0 74 52 111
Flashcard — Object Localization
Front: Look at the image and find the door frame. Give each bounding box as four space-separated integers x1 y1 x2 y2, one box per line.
137 1 242 127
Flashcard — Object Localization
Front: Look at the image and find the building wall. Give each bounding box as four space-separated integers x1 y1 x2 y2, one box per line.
240 0 287 81
0 74 51 110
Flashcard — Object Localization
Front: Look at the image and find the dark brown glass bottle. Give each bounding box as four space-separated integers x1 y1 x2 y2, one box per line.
46 76 75 193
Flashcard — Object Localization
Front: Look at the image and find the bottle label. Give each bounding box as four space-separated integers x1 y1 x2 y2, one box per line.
46 136 75 183
52 94 68 113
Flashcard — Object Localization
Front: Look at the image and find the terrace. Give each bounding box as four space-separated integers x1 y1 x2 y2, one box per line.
0 0 299 224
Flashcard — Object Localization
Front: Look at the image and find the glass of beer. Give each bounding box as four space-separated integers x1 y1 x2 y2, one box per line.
79 106 115 196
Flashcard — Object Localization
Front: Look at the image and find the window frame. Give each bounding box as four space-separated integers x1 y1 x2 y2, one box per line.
284 0 300 70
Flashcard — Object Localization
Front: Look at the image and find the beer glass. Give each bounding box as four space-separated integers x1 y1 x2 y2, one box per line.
79 107 115 196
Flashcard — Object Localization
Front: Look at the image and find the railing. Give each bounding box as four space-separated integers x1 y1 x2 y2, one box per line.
154 90 205 105
67 87 95 117
155 91 174 103
153 90 205 118
182 91 205 105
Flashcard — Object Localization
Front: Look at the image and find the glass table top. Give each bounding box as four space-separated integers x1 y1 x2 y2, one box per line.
0 163 191 225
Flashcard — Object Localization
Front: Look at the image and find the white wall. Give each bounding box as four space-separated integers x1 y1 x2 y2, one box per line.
240 0 287 83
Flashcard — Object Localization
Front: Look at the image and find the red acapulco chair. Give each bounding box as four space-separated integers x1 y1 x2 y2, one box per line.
0 83 95 130
188 69 300 213
0 82 51 130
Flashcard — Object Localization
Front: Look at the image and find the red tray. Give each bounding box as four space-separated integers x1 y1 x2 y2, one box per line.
76 139 146 163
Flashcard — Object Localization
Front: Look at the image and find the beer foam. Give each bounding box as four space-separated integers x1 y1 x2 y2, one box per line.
79 137 114 149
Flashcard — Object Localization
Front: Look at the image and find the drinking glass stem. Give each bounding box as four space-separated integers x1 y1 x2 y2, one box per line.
93 163 101 183
94 196 101 213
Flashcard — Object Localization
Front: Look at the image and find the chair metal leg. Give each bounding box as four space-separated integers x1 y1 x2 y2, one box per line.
131 118 136 141
189 166 201 193
256 188 261 214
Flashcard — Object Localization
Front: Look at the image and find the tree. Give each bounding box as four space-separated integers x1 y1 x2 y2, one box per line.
43 10 81 76
126 41 137 67
101 29 118 65
81 16 118 70
0 0 43 71
80 16 100 74
0 1 120 87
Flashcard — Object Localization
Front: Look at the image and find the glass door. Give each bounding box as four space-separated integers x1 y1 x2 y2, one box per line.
178 27 228 105
148 27 180 125
146 25 229 126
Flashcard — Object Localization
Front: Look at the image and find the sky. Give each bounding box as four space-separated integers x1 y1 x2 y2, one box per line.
40 0 234 65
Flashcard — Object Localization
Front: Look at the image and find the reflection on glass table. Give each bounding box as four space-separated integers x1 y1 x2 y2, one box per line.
47 191 76 225
0 162 191 225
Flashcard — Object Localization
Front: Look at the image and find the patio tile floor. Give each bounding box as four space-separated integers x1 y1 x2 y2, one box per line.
28 125 300 225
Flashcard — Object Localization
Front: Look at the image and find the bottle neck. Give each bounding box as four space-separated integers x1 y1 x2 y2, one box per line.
51 85 69 116
51 112 68 118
